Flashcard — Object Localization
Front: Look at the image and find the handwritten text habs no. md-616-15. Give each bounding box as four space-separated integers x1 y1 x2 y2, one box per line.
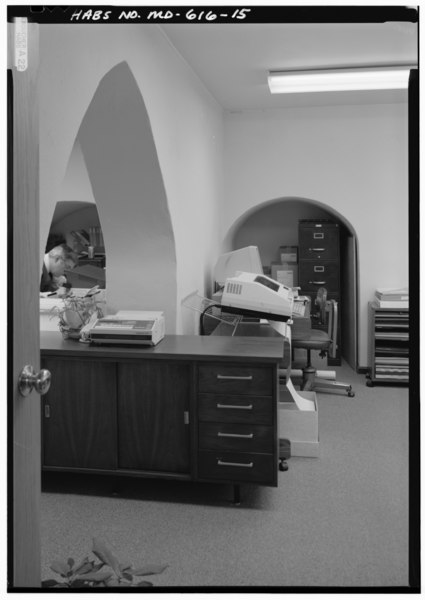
70 8 252 22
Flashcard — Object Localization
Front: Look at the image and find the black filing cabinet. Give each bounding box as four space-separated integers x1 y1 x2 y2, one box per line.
298 220 341 365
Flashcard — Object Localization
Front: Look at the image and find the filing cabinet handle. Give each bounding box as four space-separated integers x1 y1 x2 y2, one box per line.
216 403 253 410
217 459 254 468
309 281 326 285
216 374 253 381
309 247 325 252
218 432 254 439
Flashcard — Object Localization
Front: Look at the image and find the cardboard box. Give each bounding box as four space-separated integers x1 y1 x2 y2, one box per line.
280 245 298 263
271 262 298 287
278 387 319 457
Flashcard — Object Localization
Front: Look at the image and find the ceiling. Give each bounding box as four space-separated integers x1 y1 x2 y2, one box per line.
160 21 418 110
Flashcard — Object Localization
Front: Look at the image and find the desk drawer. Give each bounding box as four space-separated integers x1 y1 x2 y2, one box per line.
198 450 275 484
198 364 273 395
199 393 273 424
199 422 274 453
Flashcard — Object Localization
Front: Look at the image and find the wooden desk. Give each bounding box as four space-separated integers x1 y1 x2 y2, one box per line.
211 320 291 368
40 332 284 498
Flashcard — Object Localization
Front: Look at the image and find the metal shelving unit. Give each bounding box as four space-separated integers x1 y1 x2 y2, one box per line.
367 301 409 386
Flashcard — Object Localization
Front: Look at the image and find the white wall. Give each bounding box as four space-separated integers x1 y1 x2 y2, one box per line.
76 61 178 320
38 24 223 333
59 141 96 205
223 103 409 366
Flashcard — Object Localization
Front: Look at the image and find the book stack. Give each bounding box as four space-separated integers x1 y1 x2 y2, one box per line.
374 287 408 308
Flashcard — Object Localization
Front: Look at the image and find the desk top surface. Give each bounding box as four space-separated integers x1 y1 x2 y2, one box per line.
212 321 288 338
40 331 285 364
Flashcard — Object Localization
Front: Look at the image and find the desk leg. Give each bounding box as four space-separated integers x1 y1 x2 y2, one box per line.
233 484 241 506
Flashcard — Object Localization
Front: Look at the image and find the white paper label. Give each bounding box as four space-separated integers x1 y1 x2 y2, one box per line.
14 18 28 72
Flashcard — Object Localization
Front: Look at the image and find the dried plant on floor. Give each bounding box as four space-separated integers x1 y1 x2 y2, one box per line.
42 537 168 588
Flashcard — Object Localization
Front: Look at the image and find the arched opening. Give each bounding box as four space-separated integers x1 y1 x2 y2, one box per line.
41 61 177 330
222 197 359 369
43 138 106 291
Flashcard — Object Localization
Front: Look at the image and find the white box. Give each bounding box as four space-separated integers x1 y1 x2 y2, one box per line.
271 263 298 287
280 245 298 263
278 388 319 457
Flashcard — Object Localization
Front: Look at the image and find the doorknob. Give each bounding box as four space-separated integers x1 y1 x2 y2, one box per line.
18 365 51 397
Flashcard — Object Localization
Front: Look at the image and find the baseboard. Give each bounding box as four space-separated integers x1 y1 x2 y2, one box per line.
357 366 369 374
327 357 341 366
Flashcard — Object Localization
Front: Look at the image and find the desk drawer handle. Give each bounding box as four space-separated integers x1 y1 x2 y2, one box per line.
309 247 325 252
217 459 254 468
216 403 253 410
309 280 326 285
218 432 254 439
216 374 253 381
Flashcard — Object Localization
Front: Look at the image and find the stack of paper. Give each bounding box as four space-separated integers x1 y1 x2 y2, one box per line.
374 287 408 308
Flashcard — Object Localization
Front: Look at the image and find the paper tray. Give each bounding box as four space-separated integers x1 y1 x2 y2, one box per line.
181 291 242 333
278 386 319 458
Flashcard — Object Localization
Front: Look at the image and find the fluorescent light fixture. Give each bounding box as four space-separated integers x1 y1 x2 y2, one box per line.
268 66 413 94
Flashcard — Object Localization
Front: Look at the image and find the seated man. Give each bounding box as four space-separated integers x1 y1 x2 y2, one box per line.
40 244 78 293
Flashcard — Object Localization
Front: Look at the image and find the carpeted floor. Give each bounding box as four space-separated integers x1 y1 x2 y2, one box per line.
40 356 410 589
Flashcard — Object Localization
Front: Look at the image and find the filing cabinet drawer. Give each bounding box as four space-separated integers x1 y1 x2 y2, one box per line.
198 393 273 425
198 450 275 484
199 422 274 453
198 364 273 396
299 261 340 293
299 225 339 259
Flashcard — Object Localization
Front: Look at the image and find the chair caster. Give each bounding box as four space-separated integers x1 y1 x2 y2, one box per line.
347 386 355 397
279 459 289 472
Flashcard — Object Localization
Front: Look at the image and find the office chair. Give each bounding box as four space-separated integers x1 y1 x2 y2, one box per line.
290 289 354 397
